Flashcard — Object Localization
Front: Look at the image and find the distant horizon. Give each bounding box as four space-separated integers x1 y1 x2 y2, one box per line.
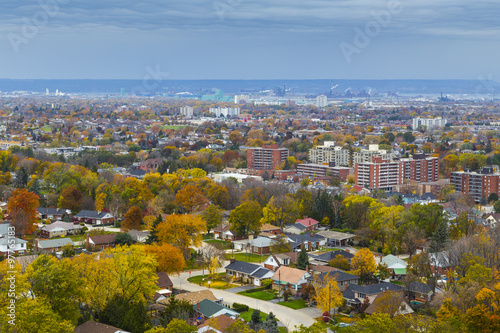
0 78 494 82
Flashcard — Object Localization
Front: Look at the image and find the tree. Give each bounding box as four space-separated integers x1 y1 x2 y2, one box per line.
122 205 143 232
146 214 163 244
95 192 107 212
262 312 279 333
494 200 500 213
270 235 291 254
61 243 75 257
13 166 28 188
401 225 425 258
229 200 263 237
8 188 39 237
156 214 206 259
251 309 262 330
291 322 327 333
114 233 134 246
159 296 194 327
164 319 197 333
487 193 498 203
297 245 309 270
430 220 449 253
201 205 223 235
261 195 299 229
329 254 350 271
145 243 185 275
58 185 83 214
175 185 207 213
350 248 377 283
197 244 226 278
100 295 151 333
313 273 344 320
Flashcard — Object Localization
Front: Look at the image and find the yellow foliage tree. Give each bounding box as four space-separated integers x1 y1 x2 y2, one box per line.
350 248 377 282
156 214 206 258
313 273 344 317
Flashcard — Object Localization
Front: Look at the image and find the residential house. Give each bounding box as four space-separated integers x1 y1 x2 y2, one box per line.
263 252 299 271
154 272 174 302
286 233 326 251
408 281 434 303
193 299 239 325
483 213 500 229
343 282 404 307
295 217 320 231
139 158 163 172
37 207 70 220
74 210 114 225
307 270 359 289
271 266 310 296
40 221 82 238
225 259 273 286
429 251 452 276
0 236 27 256
87 234 116 251
365 291 414 316
74 321 128 333
309 250 354 266
198 314 237 333
380 254 407 280
162 290 220 306
259 223 281 235
248 236 272 255
316 230 356 247
127 229 150 243
213 223 244 242
34 238 74 254
283 223 307 234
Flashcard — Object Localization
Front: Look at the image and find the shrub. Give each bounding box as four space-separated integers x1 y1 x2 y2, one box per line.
262 279 273 288
232 303 249 313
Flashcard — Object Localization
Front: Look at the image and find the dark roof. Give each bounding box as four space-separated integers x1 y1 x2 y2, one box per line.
286 223 307 231
310 250 354 262
343 282 403 302
409 281 432 294
308 270 359 283
287 233 325 249
421 193 436 200
89 234 116 245
195 299 237 318
251 267 272 279
75 210 110 219
156 272 173 288
37 207 66 215
129 169 147 176
225 260 261 275
74 321 127 333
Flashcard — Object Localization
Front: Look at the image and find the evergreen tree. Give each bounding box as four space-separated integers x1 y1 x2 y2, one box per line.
13 166 28 188
263 312 279 333
100 296 151 333
429 221 449 253
297 245 309 270
250 309 262 330
157 160 169 175
284 159 290 170
262 170 270 181
146 214 163 244
480 196 487 205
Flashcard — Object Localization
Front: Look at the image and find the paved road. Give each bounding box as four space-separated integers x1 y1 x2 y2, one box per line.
170 270 316 332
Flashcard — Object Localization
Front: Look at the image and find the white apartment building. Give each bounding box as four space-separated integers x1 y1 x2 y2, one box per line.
412 117 447 130
209 107 240 118
316 95 328 108
234 94 250 104
353 144 398 164
309 141 350 166
180 106 194 117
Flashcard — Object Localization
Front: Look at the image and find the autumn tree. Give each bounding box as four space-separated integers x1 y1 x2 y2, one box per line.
261 195 299 228
329 254 350 271
95 192 107 212
7 188 39 237
313 272 344 321
200 205 223 235
270 235 291 254
229 200 263 237
122 205 143 232
58 185 83 214
145 243 185 275
175 185 207 213
350 248 377 283
156 214 206 258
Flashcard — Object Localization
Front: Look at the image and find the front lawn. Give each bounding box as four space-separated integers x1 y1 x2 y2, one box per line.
239 308 268 322
237 290 276 301
187 273 237 290
227 252 263 263
277 299 308 310
205 239 232 249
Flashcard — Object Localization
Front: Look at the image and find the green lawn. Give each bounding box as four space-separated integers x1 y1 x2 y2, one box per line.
205 239 232 249
237 290 276 301
277 299 308 310
162 125 186 130
67 234 86 242
240 308 268 322
187 273 237 290
227 252 264 263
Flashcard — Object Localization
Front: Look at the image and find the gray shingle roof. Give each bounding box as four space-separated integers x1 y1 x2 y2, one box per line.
310 250 354 262
195 299 238 318
225 260 261 275
37 238 73 249
251 267 273 279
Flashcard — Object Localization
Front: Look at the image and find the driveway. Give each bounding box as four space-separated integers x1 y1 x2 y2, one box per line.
170 271 316 331
225 285 256 293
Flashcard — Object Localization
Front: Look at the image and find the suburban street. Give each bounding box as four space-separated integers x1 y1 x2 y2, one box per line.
170 269 317 332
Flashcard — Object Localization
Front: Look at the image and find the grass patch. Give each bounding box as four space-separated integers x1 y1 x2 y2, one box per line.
227 252 264 263
237 290 276 301
187 273 237 290
277 299 307 310
390 281 403 285
240 308 268 322
162 125 186 130
205 239 232 249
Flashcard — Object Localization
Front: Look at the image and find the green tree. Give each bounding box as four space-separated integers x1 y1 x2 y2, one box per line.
163 319 197 333
494 200 500 213
115 233 134 246
229 200 263 237
159 296 194 326
297 245 310 270
261 195 299 229
487 193 498 203
270 235 291 254
263 312 279 333
201 205 223 235
429 220 449 253
100 296 151 333
251 309 262 330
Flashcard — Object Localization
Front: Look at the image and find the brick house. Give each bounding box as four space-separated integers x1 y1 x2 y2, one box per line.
295 217 319 231
34 238 74 254
86 234 116 251
272 266 310 296
74 210 114 225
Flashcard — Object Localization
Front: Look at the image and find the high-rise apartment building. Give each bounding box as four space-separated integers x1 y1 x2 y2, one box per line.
355 155 439 190
180 106 194 117
247 144 289 175
316 95 328 108
309 141 350 166
209 107 240 117
354 144 398 164
412 117 447 130
451 167 500 202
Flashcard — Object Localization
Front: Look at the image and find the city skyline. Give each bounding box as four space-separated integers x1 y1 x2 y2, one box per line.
0 1 499 80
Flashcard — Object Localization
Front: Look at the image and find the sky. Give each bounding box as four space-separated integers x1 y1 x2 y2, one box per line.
0 0 499 80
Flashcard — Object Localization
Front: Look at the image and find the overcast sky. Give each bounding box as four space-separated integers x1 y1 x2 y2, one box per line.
0 0 499 79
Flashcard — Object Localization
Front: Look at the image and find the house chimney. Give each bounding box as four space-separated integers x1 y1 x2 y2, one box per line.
310 233 314 237
345 249 350 253
230 258 235 263
197 302 200 311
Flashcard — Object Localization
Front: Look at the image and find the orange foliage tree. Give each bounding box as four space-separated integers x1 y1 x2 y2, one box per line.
121 206 143 232
8 189 39 237
144 243 185 275
174 185 207 213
